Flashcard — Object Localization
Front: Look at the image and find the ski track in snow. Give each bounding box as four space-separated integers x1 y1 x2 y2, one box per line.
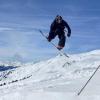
0 50 100 100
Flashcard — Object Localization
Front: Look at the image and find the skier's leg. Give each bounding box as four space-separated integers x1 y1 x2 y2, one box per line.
47 32 57 42
58 34 66 50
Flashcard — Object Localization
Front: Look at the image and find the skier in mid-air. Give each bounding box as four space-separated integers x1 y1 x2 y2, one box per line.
47 15 71 50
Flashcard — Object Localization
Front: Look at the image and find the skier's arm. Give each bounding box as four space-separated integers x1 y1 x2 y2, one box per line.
64 21 71 37
49 21 55 33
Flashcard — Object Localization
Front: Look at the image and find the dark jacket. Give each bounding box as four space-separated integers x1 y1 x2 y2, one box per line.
50 19 71 37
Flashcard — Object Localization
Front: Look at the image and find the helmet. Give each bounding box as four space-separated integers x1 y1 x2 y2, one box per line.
55 15 62 23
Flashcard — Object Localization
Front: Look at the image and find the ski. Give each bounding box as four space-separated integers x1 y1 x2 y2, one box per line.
39 30 69 58
77 65 100 96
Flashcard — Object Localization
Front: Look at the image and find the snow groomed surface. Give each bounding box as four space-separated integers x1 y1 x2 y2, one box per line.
0 50 100 100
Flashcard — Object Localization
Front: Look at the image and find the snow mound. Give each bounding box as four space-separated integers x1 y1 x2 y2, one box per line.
0 50 100 100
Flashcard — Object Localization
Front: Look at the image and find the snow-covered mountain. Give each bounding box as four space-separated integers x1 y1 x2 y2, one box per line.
0 50 100 100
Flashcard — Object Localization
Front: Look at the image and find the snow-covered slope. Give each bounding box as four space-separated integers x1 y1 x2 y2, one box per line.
0 50 100 100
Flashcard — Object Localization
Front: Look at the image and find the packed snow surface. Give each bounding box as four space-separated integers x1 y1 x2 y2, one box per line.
0 50 100 100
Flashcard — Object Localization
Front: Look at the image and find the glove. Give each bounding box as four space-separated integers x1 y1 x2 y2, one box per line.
67 33 71 37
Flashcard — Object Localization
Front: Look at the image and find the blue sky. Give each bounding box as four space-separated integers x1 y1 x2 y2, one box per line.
0 0 100 62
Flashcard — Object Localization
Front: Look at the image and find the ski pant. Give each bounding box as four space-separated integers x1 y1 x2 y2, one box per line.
48 29 66 47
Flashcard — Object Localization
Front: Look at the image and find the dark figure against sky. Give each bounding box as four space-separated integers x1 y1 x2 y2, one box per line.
47 15 71 50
